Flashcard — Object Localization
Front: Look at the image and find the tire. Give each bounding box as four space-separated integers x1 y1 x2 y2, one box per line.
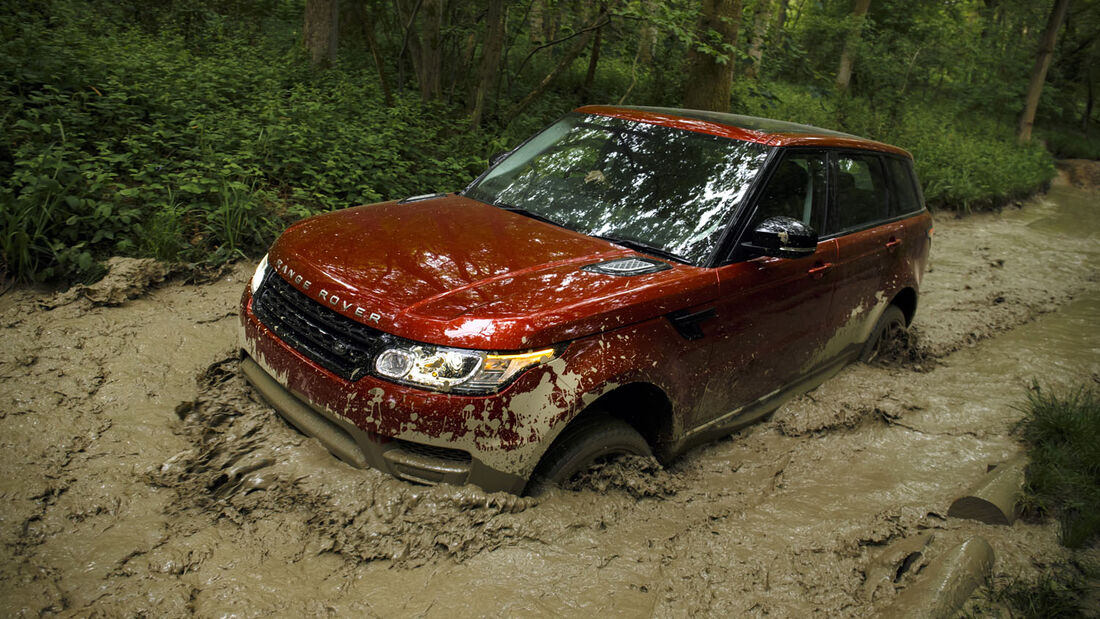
860 304 907 363
528 415 651 493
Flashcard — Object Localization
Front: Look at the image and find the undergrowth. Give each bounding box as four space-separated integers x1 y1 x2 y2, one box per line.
1015 384 1100 550
1 6 492 282
0 4 1065 283
965 561 1095 619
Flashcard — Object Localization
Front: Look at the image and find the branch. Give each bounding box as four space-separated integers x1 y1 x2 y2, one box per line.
512 17 611 84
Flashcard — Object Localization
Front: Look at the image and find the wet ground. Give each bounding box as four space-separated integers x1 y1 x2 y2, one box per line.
1 165 1098 616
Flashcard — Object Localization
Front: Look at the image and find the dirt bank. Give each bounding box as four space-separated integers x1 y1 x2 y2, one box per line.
1 171 1097 616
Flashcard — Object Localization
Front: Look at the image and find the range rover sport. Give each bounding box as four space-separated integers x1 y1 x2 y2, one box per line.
238 105 933 494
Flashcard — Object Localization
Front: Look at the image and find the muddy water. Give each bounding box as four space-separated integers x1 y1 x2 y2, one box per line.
0 171 1097 617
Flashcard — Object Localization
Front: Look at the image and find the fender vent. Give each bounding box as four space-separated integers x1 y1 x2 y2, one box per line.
582 257 671 277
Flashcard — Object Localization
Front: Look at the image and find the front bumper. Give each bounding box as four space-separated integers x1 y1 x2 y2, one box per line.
238 289 564 494
240 354 527 493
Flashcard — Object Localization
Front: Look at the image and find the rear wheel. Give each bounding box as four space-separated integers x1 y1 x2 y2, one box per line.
528 415 651 493
860 305 906 363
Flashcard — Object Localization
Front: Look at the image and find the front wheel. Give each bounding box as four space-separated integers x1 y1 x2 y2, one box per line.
860 304 907 363
528 415 651 493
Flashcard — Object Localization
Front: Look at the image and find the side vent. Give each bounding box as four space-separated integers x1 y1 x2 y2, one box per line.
581 257 671 277
666 307 716 340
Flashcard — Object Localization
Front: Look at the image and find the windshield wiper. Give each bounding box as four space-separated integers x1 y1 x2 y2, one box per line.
491 201 562 227
592 234 690 264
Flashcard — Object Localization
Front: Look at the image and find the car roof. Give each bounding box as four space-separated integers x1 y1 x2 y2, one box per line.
575 105 912 159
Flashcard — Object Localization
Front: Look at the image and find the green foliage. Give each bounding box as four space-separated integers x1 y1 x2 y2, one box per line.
1042 126 1100 160
1 0 1090 282
732 81 1057 211
0 3 494 282
1015 384 1100 549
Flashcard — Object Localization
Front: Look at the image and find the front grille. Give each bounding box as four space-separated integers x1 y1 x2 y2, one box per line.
251 271 388 381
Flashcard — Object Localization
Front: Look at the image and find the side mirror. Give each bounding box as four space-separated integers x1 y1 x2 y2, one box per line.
488 150 510 167
742 216 818 259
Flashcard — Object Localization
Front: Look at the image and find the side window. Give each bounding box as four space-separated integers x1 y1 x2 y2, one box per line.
885 157 922 216
829 153 888 233
748 153 827 233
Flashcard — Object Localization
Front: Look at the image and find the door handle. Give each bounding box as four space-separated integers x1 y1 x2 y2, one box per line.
885 238 902 249
808 263 832 279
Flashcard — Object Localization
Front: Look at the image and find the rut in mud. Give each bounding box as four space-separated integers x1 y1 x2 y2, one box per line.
0 167 1097 616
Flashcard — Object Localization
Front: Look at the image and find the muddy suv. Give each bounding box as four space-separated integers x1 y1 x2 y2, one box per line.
238 105 932 494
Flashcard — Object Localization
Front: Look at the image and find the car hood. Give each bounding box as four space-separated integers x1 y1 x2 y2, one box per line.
266 194 718 349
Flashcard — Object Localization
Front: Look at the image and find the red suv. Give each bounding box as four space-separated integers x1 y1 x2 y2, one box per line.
238 106 933 494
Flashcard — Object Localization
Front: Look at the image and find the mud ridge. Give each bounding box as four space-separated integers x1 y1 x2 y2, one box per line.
159 357 551 567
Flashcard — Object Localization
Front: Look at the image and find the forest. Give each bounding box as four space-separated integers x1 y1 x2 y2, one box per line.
2 0 1097 282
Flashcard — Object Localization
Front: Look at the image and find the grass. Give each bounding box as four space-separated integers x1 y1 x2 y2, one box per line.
1015 384 1100 549
964 384 1100 618
965 562 1094 619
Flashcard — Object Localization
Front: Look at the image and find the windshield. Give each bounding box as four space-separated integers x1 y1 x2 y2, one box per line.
465 113 770 265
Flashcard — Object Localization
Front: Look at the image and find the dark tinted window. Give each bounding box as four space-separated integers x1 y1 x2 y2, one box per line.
749 153 827 234
829 153 888 233
885 157 922 216
465 114 770 265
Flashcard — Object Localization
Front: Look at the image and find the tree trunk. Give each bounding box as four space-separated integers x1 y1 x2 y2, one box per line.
359 1 393 106
418 0 445 101
835 0 872 92
746 0 771 80
1017 0 1072 143
505 9 607 125
683 0 742 112
304 0 340 68
470 0 506 129
529 0 545 45
1084 70 1094 135
580 3 606 102
395 0 425 94
774 0 788 32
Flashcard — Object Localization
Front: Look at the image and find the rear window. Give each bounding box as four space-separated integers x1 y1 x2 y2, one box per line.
885 157 922 216
829 153 888 233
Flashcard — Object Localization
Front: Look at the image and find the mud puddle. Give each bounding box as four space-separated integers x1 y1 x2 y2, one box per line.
0 168 1097 616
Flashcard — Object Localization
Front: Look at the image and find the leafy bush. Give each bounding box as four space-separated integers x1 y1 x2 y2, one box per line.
0 1 1068 283
0 5 494 282
731 80 1056 211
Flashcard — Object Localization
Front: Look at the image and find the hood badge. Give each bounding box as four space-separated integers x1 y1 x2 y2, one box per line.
274 257 383 323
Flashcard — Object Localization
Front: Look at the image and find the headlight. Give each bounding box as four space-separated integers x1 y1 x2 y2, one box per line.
250 253 269 295
374 343 557 394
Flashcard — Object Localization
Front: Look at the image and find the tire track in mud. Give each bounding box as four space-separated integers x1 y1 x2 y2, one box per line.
159 357 548 566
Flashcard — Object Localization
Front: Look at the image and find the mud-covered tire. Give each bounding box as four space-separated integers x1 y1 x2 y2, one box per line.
528 415 651 493
860 304 907 363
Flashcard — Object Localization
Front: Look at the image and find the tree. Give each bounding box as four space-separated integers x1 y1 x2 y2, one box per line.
304 0 340 68
835 0 872 92
505 7 611 124
1017 0 1072 142
470 0 505 129
683 0 742 112
746 0 771 80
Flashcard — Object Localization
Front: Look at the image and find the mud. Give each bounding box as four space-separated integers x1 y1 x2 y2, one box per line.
1 170 1097 616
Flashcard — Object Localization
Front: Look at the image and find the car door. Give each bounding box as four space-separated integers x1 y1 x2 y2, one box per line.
690 151 838 431
824 151 896 356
